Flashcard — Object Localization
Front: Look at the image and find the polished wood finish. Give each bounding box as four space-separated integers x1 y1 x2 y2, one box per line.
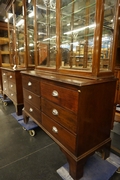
20 1 120 179
21 70 116 180
1 68 25 115
0 0 117 179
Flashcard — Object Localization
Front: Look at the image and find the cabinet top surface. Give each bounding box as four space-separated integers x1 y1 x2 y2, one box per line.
21 70 116 87
1 67 27 72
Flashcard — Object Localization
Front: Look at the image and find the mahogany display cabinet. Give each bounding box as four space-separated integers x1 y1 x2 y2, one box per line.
1 0 35 115
16 0 119 179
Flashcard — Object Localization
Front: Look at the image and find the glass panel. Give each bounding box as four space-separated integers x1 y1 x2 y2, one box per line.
0 29 8 38
14 0 25 66
60 0 96 71
100 0 117 71
26 0 35 65
0 38 9 64
36 0 56 67
7 6 14 64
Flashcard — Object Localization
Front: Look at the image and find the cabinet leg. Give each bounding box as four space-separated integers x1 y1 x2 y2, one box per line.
68 157 87 180
22 108 29 123
15 104 24 116
60 148 87 180
97 141 111 160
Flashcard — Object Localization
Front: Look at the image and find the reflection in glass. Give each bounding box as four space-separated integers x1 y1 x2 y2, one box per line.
26 0 35 65
60 0 96 71
7 6 14 65
15 0 25 66
100 0 117 71
36 0 56 67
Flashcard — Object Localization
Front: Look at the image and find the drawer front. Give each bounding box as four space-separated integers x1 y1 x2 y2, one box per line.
3 78 8 93
41 98 77 134
7 72 15 82
23 88 40 109
22 75 40 95
8 81 16 93
3 84 8 94
41 81 78 113
42 113 76 154
9 90 17 102
2 71 8 80
24 101 41 124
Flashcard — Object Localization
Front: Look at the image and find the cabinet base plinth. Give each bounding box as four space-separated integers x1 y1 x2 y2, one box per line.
60 141 111 180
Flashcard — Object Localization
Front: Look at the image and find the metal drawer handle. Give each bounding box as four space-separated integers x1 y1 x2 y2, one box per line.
29 108 33 112
52 109 58 116
11 93 13 96
28 82 32 86
10 75 12 79
52 90 58 97
52 126 58 134
11 84 13 88
28 95 32 100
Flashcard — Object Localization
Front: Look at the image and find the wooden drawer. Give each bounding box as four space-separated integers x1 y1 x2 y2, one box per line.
42 113 76 154
7 72 15 82
9 90 17 102
23 88 40 109
22 75 40 95
8 81 16 93
41 98 77 134
24 101 41 124
3 84 8 94
41 81 78 113
2 71 8 80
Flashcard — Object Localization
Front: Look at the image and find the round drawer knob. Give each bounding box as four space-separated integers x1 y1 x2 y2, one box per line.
11 93 13 96
28 95 32 99
28 82 32 86
10 75 12 79
3 73 6 76
52 126 58 133
4 81 6 83
29 108 33 112
11 85 13 88
52 90 58 97
52 109 58 116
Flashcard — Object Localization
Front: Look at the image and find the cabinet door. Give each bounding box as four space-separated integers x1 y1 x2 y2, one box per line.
35 0 57 67
100 0 117 72
26 0 35 66
14 0 26 67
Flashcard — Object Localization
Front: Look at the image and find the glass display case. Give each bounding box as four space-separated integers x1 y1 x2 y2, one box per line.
6 0 35 69
34 0 118 78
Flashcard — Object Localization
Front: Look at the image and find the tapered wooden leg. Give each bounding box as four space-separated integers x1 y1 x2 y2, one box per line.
97 141 111 160
68 157 87 180
22 108 29 123
60 148 87 180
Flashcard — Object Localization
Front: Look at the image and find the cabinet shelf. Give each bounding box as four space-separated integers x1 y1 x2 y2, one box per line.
1 51 10 55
